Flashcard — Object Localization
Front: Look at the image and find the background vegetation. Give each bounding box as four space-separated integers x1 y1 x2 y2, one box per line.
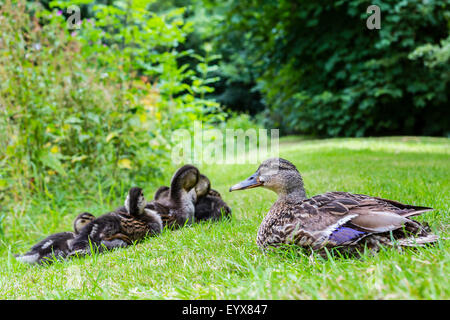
0 0 449 299
28 0 450 138
201 0 449 137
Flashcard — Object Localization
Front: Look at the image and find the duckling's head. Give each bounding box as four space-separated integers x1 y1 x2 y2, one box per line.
195 174 211 198
229 158 306 198
125 187 146 215
170 165 200 196
73 212 95 234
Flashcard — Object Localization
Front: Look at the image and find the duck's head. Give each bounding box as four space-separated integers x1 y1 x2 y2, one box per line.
125 187 146 215
229 158 306 198
73 212 95 234
194 174 211 198
170 165 200 195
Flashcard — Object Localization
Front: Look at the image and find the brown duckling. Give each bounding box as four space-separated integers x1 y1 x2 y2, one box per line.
146 165 199 229
154 174 231 222
69 187 162 256
15 212 95 265
192 174 232 221
230 158 439 255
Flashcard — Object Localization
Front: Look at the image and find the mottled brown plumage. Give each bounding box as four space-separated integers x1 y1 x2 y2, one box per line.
69 187 162 256
230 158 439 255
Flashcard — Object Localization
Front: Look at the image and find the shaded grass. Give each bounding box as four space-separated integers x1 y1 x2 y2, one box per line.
0 136 449 299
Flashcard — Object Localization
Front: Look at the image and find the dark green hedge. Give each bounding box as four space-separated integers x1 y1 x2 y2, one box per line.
209 0 449 137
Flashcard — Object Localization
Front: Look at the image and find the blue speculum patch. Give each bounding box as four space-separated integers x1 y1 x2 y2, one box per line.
329 226 366 245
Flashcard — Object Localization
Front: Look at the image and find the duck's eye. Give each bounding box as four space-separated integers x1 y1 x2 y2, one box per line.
80 219 85 223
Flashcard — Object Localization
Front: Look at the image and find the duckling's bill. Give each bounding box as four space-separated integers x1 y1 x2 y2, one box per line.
229 172 262 192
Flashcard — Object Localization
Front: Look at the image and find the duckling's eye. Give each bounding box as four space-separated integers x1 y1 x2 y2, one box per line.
80 219 85 223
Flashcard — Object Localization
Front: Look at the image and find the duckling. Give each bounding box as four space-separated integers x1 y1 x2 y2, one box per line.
193 174 232 221
69 187 162 256
123 187 163 238
146 165 199 228
154 174 231 222
154 185 170 201
229 158 440 255
15 212 95 265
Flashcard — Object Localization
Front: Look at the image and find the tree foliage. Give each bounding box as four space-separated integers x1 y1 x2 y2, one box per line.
204 0 449 137
0 0 224 202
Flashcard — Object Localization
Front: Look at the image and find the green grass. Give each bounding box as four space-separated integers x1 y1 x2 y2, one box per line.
1 136 449 299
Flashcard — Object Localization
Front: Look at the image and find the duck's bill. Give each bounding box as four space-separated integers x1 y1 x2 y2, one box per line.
229 172 262 192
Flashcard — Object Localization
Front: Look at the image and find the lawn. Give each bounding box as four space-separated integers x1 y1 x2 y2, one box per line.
0 136 449 299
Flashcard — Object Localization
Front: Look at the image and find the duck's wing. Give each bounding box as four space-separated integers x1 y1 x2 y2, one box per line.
146 200 178 228
208 189 222 199
370 195 433 218
114 206 129 214
314 192 434 244
318 192 433 232
117 210 162 240
258 192 435 249
103 233 132 245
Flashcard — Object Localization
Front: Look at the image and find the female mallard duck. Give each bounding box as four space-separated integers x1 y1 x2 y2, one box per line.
146 165 199 228
69 187 162 256
229 158 439 254
154 174 231 222
15 212 95 265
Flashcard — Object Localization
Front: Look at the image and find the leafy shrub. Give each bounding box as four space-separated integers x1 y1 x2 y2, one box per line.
219 112 261 132
0 0 224 209
204 0 450 137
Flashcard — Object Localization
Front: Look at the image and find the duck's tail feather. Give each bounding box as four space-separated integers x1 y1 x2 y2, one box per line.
400 207 434 218
395 234 440 247
15 253 40 264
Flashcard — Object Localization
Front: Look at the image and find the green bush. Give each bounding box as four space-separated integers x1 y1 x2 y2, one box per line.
0 0 224 208
219 112 261 132
205 0 450 137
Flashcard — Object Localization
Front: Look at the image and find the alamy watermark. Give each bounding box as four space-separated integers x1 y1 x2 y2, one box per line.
67 5 81 30
56 5 81 30
64 265 83 289
367 5 381 30
56 4 380 169
171 121 279 165
62 4 381 31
